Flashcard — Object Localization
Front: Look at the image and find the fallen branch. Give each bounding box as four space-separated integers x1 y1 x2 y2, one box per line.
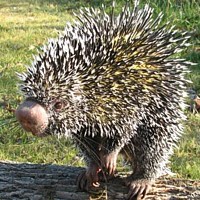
0 161 199 200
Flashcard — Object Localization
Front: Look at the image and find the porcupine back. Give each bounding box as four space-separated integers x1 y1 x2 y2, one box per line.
18 1 191 143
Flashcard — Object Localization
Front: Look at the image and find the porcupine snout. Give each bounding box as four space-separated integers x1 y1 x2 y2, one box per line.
15 100 48 137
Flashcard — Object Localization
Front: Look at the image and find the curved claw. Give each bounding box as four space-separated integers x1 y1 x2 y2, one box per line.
126 179 152 200
76 170 89 191
105 157 116 175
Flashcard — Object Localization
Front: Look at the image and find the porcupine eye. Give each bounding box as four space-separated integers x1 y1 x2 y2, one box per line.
53 101 64 111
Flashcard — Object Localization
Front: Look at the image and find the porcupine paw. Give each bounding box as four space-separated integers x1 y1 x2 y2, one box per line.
99 150 118 179
125 178 152 200
76 163 101 191
103 152 118 176
98 155 117 182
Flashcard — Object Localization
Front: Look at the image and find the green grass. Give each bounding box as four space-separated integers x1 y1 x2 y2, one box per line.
0 0 200 180
171 114 200 179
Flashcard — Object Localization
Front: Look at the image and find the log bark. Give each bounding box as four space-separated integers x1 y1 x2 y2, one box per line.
0 161 199 200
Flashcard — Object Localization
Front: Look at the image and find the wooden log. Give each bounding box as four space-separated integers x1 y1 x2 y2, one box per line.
0 161 199 200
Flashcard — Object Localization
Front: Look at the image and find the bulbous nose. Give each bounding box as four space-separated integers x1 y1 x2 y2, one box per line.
15 100 48 136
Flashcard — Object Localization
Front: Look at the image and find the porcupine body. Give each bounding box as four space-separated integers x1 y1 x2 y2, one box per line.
15 1 192 199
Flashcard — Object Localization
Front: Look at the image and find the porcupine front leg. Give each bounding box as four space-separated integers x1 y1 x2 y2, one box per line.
76 135 102 191
77 149 121 191
77 158 101 191
125 124 173 200
77 136 120 191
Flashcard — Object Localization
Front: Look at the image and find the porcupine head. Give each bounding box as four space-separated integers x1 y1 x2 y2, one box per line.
15 0 192 199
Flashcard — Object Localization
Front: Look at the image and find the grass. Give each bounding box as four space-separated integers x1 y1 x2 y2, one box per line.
0 0 200 180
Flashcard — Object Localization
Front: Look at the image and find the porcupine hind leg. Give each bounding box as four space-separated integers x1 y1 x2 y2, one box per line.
124 123 174 200
123 141 153 200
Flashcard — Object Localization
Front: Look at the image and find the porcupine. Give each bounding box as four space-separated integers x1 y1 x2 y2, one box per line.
15 1 192 199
